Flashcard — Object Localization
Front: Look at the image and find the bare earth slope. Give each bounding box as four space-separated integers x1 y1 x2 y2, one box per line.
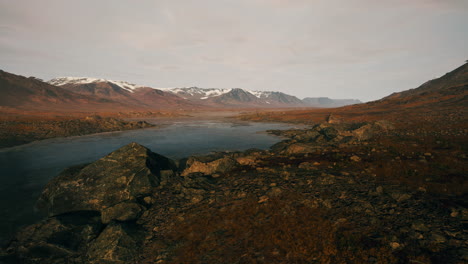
239 62 468 125
0 70 134 112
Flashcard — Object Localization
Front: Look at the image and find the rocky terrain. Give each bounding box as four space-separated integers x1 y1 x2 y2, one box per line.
0 116 154 148
1 116 466 263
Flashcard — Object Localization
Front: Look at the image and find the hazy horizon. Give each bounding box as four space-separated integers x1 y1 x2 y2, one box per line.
1 0 467 102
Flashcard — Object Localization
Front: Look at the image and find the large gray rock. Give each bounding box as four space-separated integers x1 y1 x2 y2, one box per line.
86 223 141 264
37 142 177 217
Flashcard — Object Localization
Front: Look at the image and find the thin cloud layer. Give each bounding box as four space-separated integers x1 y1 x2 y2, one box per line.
0 0 467 101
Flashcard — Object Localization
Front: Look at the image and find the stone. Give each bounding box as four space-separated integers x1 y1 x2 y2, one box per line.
411 221 429 232
86 223 140 264
258 196 269 203
159 169 176 186
182 157 238 176
143 196 153 205
390 192 412 202
236 156 257 166
267 187 282 197
284 143 318 154
352 121 394 141
37 143 177 217
101 202 144 224
320 126 339 140
350 155 361 162
376 186 384 195
431 233 447 243
5 211 102 263
390 242 401 250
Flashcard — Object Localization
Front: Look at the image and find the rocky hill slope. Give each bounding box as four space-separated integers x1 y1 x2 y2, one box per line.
0 71 134 112
239 62 468 125
48 77 202 110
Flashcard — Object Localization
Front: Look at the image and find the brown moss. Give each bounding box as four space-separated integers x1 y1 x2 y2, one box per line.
144 193 396 264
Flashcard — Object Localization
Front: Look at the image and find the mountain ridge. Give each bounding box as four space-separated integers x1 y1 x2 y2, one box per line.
47 78 319 108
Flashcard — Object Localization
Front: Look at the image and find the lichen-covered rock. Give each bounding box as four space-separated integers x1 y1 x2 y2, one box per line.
352 121 394 141
37 142 177 217
285 143 319 154
86 223 141 264
181 157 238 176
236 156 258 166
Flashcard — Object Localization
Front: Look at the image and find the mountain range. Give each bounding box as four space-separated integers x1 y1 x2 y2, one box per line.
0 71 361 112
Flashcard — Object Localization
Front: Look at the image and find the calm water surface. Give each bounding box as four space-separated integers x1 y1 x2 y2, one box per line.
0 120 297 244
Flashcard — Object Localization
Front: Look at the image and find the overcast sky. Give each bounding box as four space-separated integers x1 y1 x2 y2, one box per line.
1 0 467 101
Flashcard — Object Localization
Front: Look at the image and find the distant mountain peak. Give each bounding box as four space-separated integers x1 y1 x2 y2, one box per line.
48 77 145 93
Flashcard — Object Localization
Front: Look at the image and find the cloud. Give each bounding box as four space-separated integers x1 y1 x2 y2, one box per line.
0 0 467 101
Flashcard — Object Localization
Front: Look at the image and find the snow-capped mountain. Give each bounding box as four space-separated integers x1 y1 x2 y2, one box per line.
47 77 202 110
162 87 233 100
48 78 308 108
0 71 137 112
48 77 145 93
162 86 305 107
47 77 364 109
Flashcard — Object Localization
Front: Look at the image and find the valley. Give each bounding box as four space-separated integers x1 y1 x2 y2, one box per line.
0 63 466 263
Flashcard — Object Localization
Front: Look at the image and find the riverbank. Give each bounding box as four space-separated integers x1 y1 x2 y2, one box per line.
0 110 252 149
0 115 155 148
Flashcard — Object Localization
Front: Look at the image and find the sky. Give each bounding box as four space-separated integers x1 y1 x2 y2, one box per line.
1 0 467 101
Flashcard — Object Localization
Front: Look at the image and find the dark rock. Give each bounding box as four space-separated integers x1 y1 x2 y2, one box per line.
320 126 339 140
37 142 176 217
4 211 102 263
101 202 144 224
86 223 141 264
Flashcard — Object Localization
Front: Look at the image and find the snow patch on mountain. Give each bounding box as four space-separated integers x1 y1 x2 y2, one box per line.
48 77 146 93
161 87 233 99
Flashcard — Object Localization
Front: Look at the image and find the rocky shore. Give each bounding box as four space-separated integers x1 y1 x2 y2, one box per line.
1 120 466 263
0 116 154 148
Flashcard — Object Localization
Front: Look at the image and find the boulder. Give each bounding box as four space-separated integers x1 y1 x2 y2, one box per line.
285 143 319 154
320 126 339 140
86 223 140 264
4 211 102 263
181 157 238 176
236 156 257 166
352 121 394 141
37 142 177 217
